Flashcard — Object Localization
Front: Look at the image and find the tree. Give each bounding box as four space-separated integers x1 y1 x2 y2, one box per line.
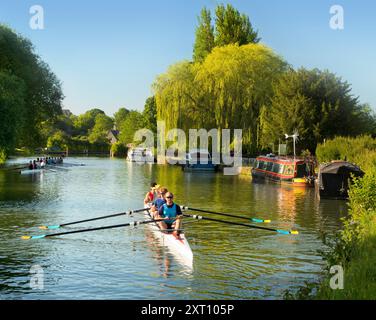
0 72 26 163
114 107 130 128
142 96 157 133
260 68 375 153
193 7 215 62
214 4 260 47
0 25 63 151
118 111 145 145
88 113 114 144
73 108 105 136
154 44 287 154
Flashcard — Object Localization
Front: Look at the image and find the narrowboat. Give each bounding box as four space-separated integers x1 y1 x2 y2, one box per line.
183 149 217 171
251 154 315 187
315 161 364 200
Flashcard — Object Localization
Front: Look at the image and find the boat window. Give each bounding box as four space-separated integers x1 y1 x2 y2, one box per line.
296 164 308 178
272 163 281 173
266 161 274 172
257 161 264 169
279 165 285 174
284 165 294 176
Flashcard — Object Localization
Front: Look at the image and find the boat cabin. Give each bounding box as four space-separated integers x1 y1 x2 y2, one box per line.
127 147 154 163
183 149 216 171
316 161 364 199
252 155 315 186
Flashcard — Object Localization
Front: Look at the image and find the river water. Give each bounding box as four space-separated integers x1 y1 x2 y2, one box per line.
0 157 348 299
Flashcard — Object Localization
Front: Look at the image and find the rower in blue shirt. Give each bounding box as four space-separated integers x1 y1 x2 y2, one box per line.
150 187 168 218
157 192 183 239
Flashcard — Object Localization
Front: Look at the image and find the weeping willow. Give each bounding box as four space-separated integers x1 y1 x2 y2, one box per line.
153 44 287 154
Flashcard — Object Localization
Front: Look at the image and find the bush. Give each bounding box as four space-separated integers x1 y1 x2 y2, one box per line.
111 142 128 157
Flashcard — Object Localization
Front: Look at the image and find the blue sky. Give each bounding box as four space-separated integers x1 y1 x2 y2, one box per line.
0 0 375 116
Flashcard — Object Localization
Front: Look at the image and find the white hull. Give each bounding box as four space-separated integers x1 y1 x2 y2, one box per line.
20 169 45 175
144 205 193 268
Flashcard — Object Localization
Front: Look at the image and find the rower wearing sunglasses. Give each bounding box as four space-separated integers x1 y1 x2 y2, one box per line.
157 192 183 239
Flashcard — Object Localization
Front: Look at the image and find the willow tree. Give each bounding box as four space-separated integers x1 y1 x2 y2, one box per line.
153 44 287 154
194 44 287 154
153 61 200 133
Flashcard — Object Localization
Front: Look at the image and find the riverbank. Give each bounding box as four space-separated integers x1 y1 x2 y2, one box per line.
288 136 376 300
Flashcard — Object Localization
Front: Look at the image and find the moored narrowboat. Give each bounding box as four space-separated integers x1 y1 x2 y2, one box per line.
251 155 315 187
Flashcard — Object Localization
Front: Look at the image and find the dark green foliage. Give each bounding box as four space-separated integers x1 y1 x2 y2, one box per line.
193 4 260 62
0 25 63 154
214 4 260 47
114 107 130 128
193 7 215 62
0 72 26 163
261 69 376 153
142 96 157 133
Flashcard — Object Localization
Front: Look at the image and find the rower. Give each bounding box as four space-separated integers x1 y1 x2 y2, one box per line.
28 161 33 170
157 192 183 239
150 186 167 218
144 182 158 204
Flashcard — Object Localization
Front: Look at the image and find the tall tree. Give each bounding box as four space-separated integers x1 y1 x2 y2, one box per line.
0 72 26 163
214 4 260 47
193 7 215 62
73 108 105 136
154 44 287 154
118 111 145 145
114 107 130 128
143 96 157 133
88 113 114 144
260 68 375 153
0 25 63 151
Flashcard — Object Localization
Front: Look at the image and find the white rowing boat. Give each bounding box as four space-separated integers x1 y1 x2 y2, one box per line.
144 204 193 267
20 164 60 175
20 168 46 175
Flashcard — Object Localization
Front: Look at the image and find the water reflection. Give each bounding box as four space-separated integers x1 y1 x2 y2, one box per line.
0 158 345 299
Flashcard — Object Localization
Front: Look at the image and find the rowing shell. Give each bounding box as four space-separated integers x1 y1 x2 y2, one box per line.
20 168 46 175
144 204 193 267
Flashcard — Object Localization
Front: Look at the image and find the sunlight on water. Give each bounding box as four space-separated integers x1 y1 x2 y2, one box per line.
0 157 345 299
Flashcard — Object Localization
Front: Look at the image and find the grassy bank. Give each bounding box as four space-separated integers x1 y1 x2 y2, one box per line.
315 165 376 299
287 136 376 300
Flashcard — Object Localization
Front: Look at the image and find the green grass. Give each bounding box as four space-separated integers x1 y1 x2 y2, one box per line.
316 234 376 300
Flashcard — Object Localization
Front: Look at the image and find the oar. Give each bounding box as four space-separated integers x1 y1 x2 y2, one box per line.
182 206 271 224
22 218 168 240
183 214 299 235
39 208 149 230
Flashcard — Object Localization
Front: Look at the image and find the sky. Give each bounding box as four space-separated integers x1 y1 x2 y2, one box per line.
0 0 375 116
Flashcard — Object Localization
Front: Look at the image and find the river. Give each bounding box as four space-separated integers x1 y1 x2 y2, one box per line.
0 157 348 299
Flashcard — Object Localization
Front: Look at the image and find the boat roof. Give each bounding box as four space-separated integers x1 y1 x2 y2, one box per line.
319 161 364 175
256 155 307 164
